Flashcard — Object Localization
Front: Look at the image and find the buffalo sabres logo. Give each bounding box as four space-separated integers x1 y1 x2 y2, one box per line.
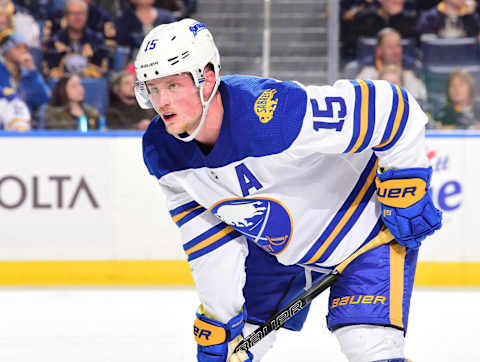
189 23 207 37
254 89 278 124
210 198 293 255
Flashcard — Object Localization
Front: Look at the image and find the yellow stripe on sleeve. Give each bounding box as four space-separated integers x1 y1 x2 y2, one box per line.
185 226 235 256
305 160 378 264
172 205 203 223
375 84 404 149
389 242 406 328
348 80 370 153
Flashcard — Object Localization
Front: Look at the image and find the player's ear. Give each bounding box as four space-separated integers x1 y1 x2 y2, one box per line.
202 65 216 96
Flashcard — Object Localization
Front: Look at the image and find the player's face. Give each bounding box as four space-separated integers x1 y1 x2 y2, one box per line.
146 73 203 135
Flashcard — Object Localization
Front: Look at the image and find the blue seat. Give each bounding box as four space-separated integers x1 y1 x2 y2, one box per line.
420 37 480 66
35 103 48 130
113 46 131 72
81 77 108 116
356 36 417 61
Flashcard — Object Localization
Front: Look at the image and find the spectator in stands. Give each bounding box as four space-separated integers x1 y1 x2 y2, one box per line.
158 0 193 19
93 0 130 19
106 70 155 130
13 0 51 20
85 0 117 53
181 0 197 17
44 73 101 129
42 0 110 78
433 68 480 129
417 0 480 39
0 1 13 32
356 28 426 102
115 0 175 63
341 0 418 60
43 0 117 56
340 0 373 60
405 0 442 11
0 85 30 130
0 30 50 118
379 63 403 85
0 0 40 49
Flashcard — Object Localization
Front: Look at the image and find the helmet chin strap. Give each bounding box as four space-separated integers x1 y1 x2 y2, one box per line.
172 78 220 142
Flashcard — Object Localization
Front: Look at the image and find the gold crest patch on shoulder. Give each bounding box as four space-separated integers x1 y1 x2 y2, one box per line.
2 87 14 96
254 89 278 123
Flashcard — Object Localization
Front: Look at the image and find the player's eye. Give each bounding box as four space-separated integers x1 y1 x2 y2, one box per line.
169 83 179 90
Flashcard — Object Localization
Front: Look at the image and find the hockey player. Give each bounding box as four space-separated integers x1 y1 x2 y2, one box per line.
135 19 442 362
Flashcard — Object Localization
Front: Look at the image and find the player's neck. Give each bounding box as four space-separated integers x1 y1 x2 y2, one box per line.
194 92 223 147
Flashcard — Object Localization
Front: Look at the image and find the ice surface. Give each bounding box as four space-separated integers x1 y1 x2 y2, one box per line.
0 287 478 361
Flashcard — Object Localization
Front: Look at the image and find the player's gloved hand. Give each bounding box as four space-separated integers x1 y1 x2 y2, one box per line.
376 166 442 249
194 305 253 362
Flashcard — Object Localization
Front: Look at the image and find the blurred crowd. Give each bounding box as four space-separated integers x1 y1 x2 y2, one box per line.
1 0 479 132
341 0 480 130
0 0 195 131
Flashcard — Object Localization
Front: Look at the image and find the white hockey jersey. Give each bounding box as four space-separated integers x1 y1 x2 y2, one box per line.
142 75 428 321
0 87 30 131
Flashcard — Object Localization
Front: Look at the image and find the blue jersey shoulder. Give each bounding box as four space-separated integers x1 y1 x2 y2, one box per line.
219 74 307 157
142 75 307 180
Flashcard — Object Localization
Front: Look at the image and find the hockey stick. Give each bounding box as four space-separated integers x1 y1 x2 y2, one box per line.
233 228 395 353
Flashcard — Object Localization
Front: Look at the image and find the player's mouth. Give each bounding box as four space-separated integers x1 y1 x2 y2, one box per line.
162 112 177 122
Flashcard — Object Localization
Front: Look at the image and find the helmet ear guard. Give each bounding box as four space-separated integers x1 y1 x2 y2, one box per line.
134 80 153 109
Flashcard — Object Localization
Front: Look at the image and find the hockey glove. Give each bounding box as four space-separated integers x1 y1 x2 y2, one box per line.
194 305 253 362
376 166 442 249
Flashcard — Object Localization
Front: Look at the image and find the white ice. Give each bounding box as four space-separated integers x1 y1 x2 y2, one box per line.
0 287 478 361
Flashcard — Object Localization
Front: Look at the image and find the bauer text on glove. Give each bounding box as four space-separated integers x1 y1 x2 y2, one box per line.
376 166 442 249
194 305 253 362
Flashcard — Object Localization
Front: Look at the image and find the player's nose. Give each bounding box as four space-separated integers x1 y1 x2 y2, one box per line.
152 89 170 109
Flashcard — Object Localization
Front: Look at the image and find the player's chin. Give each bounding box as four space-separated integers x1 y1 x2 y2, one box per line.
165 123 185 135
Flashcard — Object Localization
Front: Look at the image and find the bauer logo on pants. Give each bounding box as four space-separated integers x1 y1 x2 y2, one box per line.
210 197 293 254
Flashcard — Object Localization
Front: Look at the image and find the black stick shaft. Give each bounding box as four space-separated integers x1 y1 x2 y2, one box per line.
233 229 394 353
233 271 339 353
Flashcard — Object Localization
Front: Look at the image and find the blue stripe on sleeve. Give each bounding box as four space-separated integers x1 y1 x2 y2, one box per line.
297 153 378 264
374 87 410 152
176 206 206 227
188 230 242 261
169 200 200 217
343 80 362 153
315 180 377 263
182 223 227 251
373 83 399 150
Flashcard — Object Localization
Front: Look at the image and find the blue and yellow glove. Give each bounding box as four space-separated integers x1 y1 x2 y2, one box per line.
376 166 442 249
194 305 253 362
